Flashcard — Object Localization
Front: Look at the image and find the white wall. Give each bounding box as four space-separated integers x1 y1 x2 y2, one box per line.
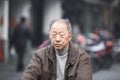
43 0 62 34
10 0 62 35
10 0 31 23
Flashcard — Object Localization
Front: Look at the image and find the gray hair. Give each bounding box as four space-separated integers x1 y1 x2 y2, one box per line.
49 19 72 33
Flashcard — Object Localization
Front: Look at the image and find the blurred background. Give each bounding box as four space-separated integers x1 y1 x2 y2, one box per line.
0 0 120 80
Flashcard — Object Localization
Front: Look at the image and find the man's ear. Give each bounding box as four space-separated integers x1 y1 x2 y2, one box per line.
68 33 72 41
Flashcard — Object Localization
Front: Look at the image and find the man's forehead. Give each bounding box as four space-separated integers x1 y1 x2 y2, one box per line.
51 20 67 29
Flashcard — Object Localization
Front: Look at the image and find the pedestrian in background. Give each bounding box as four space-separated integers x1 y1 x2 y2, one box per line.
12 17 32 71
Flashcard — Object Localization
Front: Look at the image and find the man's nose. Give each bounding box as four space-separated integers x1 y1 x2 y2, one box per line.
56 35 60 41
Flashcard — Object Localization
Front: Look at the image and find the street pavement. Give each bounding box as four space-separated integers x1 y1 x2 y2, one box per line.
0 50 33 80
93 63 120 80
0 42 33 80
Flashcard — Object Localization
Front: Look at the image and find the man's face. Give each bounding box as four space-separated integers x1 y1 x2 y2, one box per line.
49 21 72 51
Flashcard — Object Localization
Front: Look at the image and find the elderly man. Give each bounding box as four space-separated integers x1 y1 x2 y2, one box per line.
22 19 92 80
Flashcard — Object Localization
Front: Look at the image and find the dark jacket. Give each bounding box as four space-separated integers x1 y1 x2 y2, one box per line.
22 43 92 80
12 24 31 49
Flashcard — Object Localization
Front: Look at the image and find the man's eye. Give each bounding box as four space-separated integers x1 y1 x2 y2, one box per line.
60 32 64 36
52 33 56 35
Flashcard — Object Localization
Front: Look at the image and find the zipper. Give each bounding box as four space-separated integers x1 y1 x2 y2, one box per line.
64 61 75 80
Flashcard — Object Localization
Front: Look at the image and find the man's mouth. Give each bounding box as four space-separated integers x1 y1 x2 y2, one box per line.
55 44 61 46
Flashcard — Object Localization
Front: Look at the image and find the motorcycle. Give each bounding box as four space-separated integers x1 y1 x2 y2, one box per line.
85 33 106 72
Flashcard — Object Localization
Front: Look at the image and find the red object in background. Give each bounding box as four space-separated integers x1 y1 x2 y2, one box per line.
0 40 4 61
105 41 114 54
38 39 50 49
95 49 106 58
77 34 85 43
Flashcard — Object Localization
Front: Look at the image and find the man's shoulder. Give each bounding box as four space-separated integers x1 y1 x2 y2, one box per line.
34 45 51 57
71 44 85 55
77 47 90 59
72 45 90 58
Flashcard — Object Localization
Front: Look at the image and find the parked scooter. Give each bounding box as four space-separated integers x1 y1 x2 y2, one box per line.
100 30 114 69
85 33 106 72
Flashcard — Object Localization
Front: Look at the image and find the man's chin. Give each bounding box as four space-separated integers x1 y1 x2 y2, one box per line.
55 46 63 50
55 47 62 49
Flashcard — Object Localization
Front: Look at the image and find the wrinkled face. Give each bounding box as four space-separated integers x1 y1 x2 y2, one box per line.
49 21 72 51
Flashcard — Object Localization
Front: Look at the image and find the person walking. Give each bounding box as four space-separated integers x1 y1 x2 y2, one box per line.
12 17 31 71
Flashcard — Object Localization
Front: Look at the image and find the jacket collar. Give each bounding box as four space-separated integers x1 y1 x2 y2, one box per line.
66 42 79 65
46 42 84 65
